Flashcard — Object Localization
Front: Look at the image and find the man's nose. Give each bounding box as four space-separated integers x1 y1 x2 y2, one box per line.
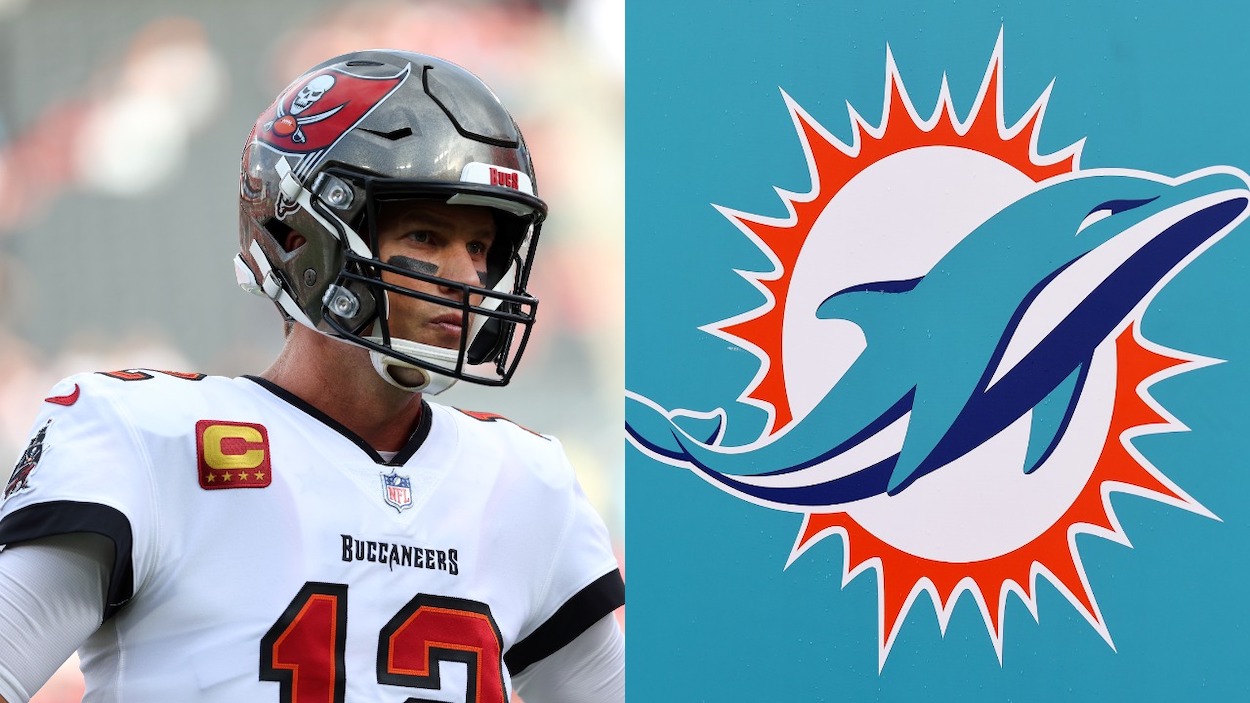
437 249 484 292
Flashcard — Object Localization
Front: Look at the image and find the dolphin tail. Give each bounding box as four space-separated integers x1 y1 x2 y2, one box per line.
672 413 724 445
625 391 726 465
626 389 906 508
626 392 688 461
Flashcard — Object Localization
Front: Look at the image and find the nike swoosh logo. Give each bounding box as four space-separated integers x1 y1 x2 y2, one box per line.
44 384 81 406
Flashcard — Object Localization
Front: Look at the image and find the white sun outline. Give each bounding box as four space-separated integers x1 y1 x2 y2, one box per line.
694 30 1231 668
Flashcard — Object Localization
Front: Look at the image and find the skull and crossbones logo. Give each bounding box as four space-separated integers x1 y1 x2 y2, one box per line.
291 75 335 115
265 73 345 144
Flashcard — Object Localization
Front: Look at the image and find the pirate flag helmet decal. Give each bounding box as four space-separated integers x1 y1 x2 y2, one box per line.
261 65 407 153
236 50 547 394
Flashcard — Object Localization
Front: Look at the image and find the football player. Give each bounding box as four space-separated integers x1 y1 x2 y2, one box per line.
0 50 624 702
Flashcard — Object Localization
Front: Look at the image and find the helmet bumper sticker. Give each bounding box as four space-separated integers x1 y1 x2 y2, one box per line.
460 162 534 195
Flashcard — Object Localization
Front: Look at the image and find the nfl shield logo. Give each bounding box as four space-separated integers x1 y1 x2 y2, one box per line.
380 470 413 513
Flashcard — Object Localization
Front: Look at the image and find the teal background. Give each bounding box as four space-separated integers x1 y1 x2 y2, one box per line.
626 1 1250 700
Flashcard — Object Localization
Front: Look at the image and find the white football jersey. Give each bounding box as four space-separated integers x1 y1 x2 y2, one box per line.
0 370 623 702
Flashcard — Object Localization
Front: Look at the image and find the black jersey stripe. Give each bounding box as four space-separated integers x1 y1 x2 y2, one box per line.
0 500 135 619
504 568 625 675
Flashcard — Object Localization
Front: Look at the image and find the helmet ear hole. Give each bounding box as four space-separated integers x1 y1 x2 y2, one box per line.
263 219 299 252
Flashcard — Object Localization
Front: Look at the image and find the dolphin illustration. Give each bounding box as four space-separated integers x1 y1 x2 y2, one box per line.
627 167 1250 509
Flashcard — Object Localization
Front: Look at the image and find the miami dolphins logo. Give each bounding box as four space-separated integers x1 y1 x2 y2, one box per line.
627 33 1250 667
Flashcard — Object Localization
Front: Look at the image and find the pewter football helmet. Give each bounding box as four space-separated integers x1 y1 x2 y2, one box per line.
237 49 546 393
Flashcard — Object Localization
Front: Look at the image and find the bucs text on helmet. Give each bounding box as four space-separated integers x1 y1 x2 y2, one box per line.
236 49 547 394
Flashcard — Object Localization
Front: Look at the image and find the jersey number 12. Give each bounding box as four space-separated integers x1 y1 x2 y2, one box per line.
260 582 506 703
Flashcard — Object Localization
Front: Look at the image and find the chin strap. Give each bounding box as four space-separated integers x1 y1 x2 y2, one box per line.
366 337 460 395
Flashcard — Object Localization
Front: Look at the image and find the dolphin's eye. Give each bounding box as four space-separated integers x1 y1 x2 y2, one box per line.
1076 197 1159 235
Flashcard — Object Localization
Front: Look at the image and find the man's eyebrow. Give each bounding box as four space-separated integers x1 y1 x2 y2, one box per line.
386 209 495 239
393 209 453 228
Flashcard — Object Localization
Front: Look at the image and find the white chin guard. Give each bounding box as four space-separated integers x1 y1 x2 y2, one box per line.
366 337 460 395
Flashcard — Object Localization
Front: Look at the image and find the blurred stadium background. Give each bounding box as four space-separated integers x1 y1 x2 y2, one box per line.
0 0 623 699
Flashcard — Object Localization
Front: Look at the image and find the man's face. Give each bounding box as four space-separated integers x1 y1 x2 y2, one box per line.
373 200 497 350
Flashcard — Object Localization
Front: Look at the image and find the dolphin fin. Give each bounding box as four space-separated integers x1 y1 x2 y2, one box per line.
885 360 1090 492
1023 363 1088 474
885 380 961 493
816 278 921 319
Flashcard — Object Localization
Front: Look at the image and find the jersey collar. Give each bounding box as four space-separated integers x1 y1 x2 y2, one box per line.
242 375 432 466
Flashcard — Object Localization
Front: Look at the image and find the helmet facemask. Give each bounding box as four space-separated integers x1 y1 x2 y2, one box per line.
330 177 543 393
